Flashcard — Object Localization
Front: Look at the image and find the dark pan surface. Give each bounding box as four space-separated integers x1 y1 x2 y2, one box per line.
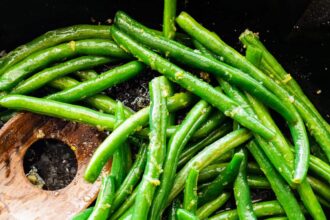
0 0 329 120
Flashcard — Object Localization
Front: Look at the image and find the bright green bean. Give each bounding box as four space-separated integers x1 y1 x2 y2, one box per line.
176 209 199 220
183 168 199 214
72 207 94 220
178 123 232 167
11 56 113 94
208 200 285 220
199 151 243 205
163 0 177 39
132 77 169 220
196 192 231 220
46 61 144 102
233 148 257 220
88 176 115 220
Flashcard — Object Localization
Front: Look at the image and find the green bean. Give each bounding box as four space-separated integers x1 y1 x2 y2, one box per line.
0 94 116 129
110 102 128 189
88 176 115 220
318 196 330 208
247 141 305 220
196 192 231 220
183 168 199 214
117 206 134 220
46 61 144 102
179 123 232 167
307 176 330 202
0 39 129 91
309 155 330 184
233 148 257 220
199 151 243 205
110 143 147 214
110 187 137 220
176 209 199 220
208 200 285 220
72 207 94 220
49 75 134 117
74 69 99 81
132 77 169 220
0 25 112 75
162 77 175 125
150 100 212 219
168 129 252 204
190 110 226 141
11 56 113 94
110 25 274 140
49 76 80 90
163 0 177 39
197 164 227 183
240 30 330 134
176 12 309 183
264 217 288 220
247 175 270 189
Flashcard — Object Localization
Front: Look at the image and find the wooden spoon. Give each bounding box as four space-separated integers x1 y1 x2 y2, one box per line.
0 112 109 220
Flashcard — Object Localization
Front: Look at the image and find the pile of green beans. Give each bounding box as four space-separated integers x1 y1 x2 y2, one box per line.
0 1 329 220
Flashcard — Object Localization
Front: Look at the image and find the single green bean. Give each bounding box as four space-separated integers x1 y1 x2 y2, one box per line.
162 77 175 125
0 25 112 75
168 129 252 204
208 200 285 220
110 187 137 220
233 148 257 220
176 12 309 183
178 123 232 167
247 140 305 220
264 217 288 220
110 25 274 140
190 110 226 141
307 176 330 202
150 100 212 219
118 205 134 220
110 102 128 189
72 207 94 220
110 143 148 214
0 39 129 91
46 61 144 102
132 77 169 220
247 175 270 189
176 209 199 220
196 192 231 220
197 163 227 183
88 176 115 220
110 144 148 213
49 75 134 117
0 94 116 129
163 0 177 39
183 168 199 214
11 56 113 94
199 151 243 205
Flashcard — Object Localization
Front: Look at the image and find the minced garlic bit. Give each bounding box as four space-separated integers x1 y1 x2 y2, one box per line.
282 74 292 84
69 41 76 51
316 89 322 95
